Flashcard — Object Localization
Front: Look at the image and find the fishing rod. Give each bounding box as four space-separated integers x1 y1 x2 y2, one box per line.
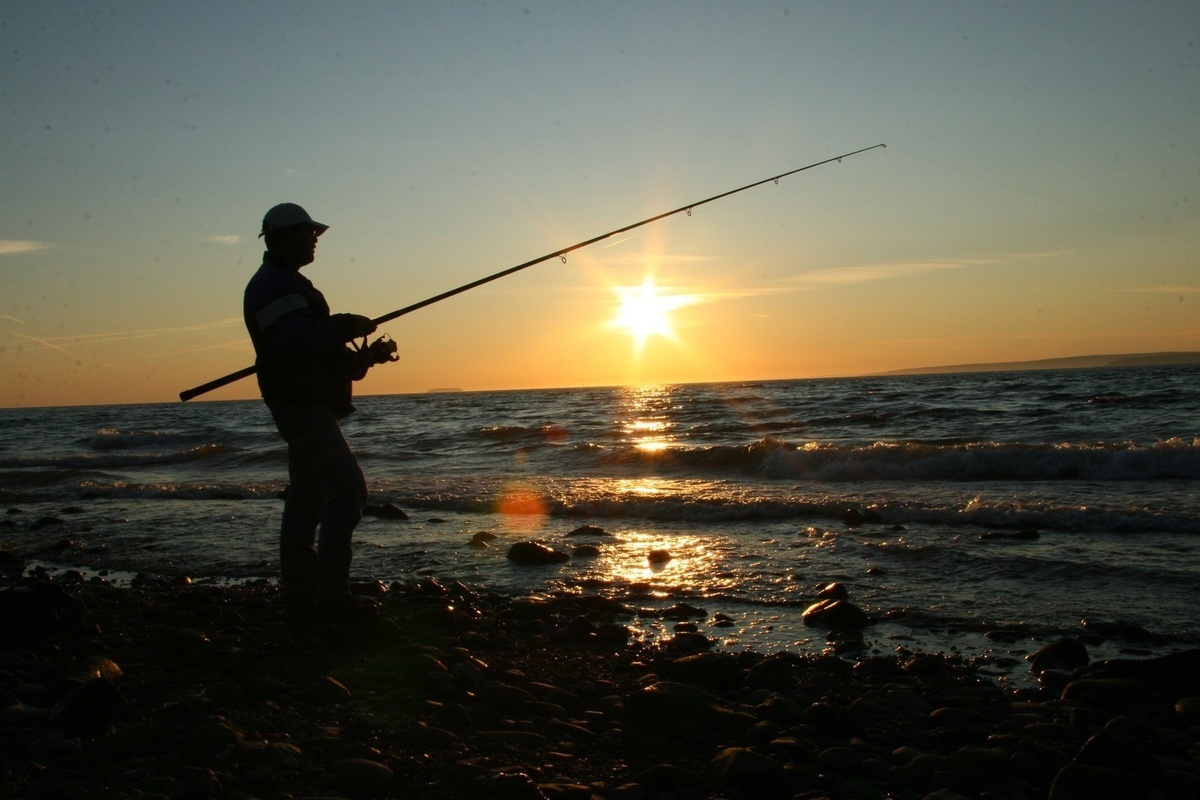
179 143 885 402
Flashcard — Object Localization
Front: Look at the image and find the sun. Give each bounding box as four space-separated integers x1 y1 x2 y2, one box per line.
608 277 696 353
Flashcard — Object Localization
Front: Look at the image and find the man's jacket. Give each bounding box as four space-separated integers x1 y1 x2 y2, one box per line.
243 257 362 417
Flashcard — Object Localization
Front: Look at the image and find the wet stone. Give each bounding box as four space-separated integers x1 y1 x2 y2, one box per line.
507 541 570 565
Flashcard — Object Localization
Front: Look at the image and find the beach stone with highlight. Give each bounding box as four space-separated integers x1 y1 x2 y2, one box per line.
506 541 570 565
658 652 744 690
1027 637 1089 675
802 598 869 629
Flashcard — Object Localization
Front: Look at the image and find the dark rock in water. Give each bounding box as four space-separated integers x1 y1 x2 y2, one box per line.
802 598 869 630
30 516 65 530
467 531 494 548
1027 637 1089 675
506 541 570 565
843 507 881 527
979 529 1040 541
593 622 631 645
817 581 849 600
660 602 707 619
363 503 408 520
572 543 601 558
664 631 713 654
646 548 672 564
566 524 608 537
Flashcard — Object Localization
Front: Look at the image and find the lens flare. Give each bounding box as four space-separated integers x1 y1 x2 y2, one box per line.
497 483 547 530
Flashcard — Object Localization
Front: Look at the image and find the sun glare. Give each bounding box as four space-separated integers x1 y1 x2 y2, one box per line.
608 277 696 353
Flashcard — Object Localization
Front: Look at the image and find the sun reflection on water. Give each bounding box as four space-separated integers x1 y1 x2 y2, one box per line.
616 384 681 453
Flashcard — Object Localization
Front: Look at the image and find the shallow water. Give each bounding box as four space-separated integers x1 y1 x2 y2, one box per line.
2 365 1198 686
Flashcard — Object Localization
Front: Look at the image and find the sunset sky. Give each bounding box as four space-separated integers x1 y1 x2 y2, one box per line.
3 2 1198 407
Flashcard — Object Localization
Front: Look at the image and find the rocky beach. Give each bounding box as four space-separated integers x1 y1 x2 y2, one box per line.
3 558 1199 800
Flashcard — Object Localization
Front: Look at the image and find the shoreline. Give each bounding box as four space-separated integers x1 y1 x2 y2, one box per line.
3 569 1199 799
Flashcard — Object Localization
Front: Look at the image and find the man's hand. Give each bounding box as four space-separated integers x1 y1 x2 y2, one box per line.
350 335 399 380
333 313 377 341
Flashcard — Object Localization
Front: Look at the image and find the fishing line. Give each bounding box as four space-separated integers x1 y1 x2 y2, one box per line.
180 144 886 401
889 145 1196 246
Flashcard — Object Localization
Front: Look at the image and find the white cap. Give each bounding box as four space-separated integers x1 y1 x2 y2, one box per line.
258 203 329 238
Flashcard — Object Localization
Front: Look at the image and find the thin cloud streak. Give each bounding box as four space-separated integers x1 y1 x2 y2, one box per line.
4 329 75 356
0 240 52 255
790 257 996 287
3 318 243 350
789 251 1067 289
129 339 251 360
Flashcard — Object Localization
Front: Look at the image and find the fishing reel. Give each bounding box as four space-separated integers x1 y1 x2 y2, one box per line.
350 333 399 379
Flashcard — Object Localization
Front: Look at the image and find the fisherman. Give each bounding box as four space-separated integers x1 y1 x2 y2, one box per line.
243 203 395 622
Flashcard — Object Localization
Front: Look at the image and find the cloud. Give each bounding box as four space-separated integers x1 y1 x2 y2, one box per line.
0 240 52 255
789 257 996 288
206 235 241 245
787 251 1067 289
2 318 243 351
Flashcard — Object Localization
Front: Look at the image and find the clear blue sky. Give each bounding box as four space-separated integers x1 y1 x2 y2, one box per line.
3 1 1197 406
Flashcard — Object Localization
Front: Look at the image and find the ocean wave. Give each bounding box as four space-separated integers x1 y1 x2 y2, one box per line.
389 484 1200 534
582 437 1200 482
477 424 569 445
77 479 282 500
88 427 207 450
0 443 236 471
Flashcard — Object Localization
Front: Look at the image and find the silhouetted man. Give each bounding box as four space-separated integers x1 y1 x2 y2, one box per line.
243 203 394 622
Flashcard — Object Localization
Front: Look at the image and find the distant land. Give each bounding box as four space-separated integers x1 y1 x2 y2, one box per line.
881 351 1200 376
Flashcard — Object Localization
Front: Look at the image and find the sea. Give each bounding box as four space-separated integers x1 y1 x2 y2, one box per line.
2 366 1198 687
